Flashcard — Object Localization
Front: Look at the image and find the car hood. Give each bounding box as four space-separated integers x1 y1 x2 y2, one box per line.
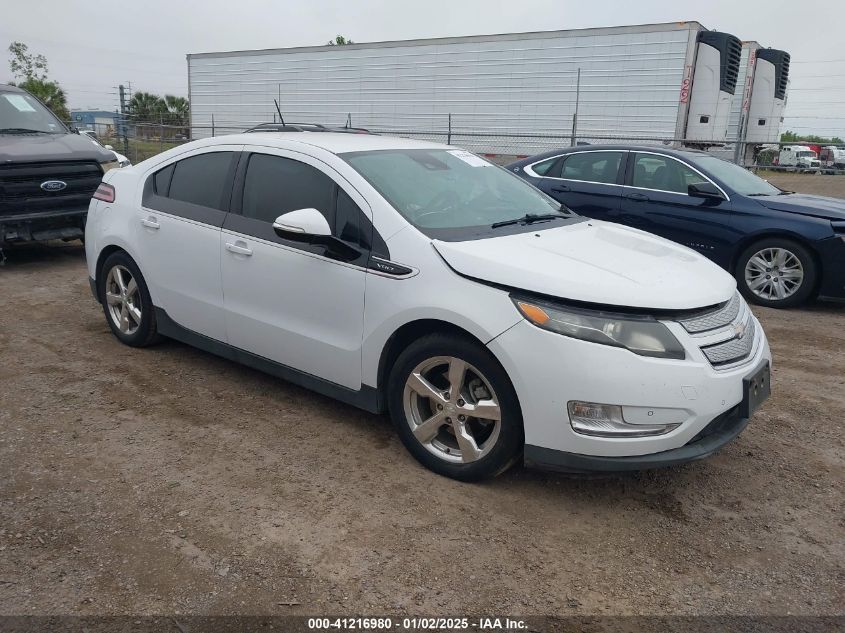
752 193 845 221
0 132 114 164
433 220 736 310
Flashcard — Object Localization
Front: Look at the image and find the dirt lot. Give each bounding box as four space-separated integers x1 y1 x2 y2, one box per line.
759 172 845 198
0 243 842 619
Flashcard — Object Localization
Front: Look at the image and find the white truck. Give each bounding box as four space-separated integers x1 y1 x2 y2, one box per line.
777 145 821 172
187 21 744 154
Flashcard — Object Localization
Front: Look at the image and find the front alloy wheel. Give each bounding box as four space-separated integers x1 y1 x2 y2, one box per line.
403 356 502 464
388 333 523 481
737 238 816 308
744 247 804 303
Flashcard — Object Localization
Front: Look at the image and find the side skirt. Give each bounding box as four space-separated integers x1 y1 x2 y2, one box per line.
154 307 384 414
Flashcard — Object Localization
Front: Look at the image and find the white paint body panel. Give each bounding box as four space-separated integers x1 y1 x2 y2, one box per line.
433 220 736 310
86 133 771 463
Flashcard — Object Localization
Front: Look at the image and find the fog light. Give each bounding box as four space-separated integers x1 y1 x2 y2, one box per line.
567 401 680 438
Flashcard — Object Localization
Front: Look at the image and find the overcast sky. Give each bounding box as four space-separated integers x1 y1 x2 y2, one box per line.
2 0 843 136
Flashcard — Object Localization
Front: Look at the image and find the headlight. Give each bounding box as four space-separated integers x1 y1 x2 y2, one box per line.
100 160 120 173
513 296 686 360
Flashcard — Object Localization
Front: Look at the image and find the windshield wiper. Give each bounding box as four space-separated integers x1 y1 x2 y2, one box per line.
0 127 51 134
491 213 566 229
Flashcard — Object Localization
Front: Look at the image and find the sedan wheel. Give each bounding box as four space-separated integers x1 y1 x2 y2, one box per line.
736 238 817 308
99 251 160 347
389 333 523 481
744 247 804 302
105 264 142 335
403 355 502 464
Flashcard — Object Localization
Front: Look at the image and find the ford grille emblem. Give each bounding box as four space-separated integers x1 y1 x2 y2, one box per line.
40 180 67 192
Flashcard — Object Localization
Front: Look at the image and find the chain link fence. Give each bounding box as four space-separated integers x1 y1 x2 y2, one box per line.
71 117 845 197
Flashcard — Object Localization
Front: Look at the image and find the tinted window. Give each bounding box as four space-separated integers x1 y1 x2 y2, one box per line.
167 152 233 210
242 154 335 226
154 164 174 196
530 157 560 176
560 152 623 184
336 187 368 247
631 154 707 194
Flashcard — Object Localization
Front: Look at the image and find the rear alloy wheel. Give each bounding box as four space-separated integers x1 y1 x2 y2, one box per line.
388 333 523 480
737 239 816 308
99 251 161 347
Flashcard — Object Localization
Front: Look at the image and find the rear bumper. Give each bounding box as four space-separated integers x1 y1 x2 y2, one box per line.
0 208 87 245
524 405 749 473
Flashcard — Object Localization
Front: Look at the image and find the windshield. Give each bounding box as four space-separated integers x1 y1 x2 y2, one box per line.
689 155 781 196
0 90 66 134
342 149 575 238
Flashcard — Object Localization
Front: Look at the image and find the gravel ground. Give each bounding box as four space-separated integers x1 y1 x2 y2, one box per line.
0 242 842 618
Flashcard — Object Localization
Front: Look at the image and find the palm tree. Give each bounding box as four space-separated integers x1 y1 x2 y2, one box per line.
18 78 69 120
163 95 189 126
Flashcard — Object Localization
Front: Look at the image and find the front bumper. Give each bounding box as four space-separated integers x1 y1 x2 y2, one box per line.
488 311 771 469
524 404 748 473
817 235 845 300
0 208 87 245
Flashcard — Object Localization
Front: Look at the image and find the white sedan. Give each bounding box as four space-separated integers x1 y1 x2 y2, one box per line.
84 133 771 480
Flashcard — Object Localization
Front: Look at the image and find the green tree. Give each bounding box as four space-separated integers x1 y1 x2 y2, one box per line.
781 130 844 145
8 41 48 81
7 41 69 121
17 77 69 120
129 91 166 123
163 94 189 126
327 35 354 45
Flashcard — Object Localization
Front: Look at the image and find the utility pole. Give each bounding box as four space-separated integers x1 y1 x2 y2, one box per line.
570 68 581 147
118 84 129 156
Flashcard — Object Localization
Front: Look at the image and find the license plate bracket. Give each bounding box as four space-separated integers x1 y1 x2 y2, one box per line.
741 361 771 418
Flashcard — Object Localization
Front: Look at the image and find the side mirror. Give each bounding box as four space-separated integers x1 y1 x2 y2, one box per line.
272 208 331 242
688 182 725 201
104 144 114 151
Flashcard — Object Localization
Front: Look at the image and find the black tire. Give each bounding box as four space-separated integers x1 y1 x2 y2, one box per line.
98 250 161 347
387 333 523 481
735 238 817 308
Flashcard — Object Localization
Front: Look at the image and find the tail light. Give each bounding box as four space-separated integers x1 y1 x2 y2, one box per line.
93 183 115 203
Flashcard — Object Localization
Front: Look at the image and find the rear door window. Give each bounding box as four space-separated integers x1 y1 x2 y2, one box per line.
143 151 237 226
631 154 708 194
559 152 624 184
168 152 234 210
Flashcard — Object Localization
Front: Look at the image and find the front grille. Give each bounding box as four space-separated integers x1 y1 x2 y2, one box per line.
677 291 757 369
679 292 741 334
700 318 756 366
0 161 103 217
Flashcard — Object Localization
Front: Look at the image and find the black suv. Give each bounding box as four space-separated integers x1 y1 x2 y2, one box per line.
1 83 118 251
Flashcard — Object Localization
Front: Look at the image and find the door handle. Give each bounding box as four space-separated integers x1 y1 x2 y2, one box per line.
624 192 650 202
225 241 253 256
141 217 160 229
551 185 571 193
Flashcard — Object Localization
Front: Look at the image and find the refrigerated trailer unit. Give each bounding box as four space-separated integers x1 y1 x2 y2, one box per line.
187 21 743 152
726 42 791 163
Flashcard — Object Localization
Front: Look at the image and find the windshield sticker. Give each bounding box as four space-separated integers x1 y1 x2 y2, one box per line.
4 94 38 112
447 149 492 167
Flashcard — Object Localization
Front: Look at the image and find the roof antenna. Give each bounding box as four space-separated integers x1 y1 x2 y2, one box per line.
274 99 285 126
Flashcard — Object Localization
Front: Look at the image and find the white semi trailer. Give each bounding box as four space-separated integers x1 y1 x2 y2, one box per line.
187 21 743 152
725 42 791 163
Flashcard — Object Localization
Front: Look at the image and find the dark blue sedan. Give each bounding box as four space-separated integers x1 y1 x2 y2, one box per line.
508 146 845 308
